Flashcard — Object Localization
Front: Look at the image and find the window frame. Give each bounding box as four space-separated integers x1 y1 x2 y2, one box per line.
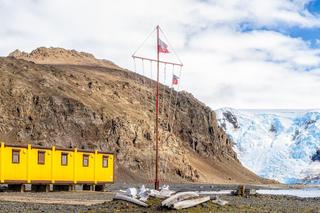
38 150 46 165
102 155 109 168
83 154 89 167
61 152 68 166
12 149 20 164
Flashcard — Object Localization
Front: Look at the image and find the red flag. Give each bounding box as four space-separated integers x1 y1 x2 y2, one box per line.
172 74 179 85
158 39 170 53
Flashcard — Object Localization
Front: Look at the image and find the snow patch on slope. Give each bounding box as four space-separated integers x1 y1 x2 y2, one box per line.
216 108 320 184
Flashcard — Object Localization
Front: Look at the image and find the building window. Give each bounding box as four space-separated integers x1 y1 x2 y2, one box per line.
61 153 68 166
12 150 20 164
83 154 89 167
102 155 109 168
38 151 45 164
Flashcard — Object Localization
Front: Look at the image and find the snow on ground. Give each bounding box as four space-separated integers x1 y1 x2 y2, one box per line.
216 108 320 184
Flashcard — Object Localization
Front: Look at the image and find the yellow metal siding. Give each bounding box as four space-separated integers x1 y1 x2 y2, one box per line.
76 152 95 182
96 154 114 182
2 146 28 182
0 142 114 184
29 148 52 181
52 150 74 182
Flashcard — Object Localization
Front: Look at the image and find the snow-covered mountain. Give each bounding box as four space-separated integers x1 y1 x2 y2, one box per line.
216 108 320 184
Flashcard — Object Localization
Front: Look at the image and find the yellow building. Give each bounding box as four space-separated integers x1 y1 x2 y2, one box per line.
0 142 114 186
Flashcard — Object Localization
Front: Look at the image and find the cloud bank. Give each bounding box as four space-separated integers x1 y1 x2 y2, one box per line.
0 0 320 109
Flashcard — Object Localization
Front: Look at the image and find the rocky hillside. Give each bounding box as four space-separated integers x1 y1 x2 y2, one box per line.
9 47 120 70
0 47 270 184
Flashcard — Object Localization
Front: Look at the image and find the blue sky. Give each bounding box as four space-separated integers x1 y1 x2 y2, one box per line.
239 22 320 46
239 0 320 47
289 27 320 47
0 0 320 109
307 0 320 14
280 1 320 47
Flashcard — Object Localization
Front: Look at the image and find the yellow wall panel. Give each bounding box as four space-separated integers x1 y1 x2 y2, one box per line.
96 154 114 182
52 150 74 182
29 148 51 181
76 152 95 182
2 146 28 181
0 143 114 184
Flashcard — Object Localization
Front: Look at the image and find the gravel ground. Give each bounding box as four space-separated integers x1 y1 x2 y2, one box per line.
0 194 318 213
0 186 318 212
220 194 320 213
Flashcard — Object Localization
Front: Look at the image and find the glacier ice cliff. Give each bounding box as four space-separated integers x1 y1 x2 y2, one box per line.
216 108 320 184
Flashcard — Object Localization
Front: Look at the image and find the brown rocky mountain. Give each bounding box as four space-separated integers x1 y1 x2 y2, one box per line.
0 47 271 184
9 47 120 70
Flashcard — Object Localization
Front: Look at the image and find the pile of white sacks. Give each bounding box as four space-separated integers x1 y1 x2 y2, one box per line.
113 185 228 210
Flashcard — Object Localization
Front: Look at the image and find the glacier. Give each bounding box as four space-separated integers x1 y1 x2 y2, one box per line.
215 108 320 184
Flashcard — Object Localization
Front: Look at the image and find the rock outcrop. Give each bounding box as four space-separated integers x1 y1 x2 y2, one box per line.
9 47 120 70
0 47 270 184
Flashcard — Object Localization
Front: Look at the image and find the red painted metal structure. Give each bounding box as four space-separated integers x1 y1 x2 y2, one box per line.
132 56 183 67
132 25 183 190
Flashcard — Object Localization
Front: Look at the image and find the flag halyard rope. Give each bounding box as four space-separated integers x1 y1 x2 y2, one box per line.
132 27 157 57
169 65 182 133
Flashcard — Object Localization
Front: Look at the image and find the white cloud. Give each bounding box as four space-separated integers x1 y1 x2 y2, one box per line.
182 27 320 108
0 0 320 109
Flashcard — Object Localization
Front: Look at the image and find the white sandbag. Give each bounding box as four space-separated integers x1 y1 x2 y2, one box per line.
113 193 148 207
149 189 174 198
139 185 147 195
161 185 170 190
126 188 138 198
138 185 149 201
162 191 199 207
139 195 149 202
212 198 229 206
149 189 162 198
173 196 210 210
160 189 175 198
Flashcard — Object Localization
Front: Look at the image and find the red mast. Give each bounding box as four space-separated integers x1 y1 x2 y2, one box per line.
155 25 160 190
132 25 183 190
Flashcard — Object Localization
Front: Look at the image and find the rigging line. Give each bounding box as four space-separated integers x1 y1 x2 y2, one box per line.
147 126 154 183
166 64 175 131
170 65 183 133
148 127 154 183
140 59 149 105
160 153 164 182
132 27 157 57
141 59 145 85
161 131 169 182
152 126 156 183
159 27 183 65
133 57 139 84
133 57 137 73
161 63 167 115
163 133 173 182
150 60 153 88
149 132 153 182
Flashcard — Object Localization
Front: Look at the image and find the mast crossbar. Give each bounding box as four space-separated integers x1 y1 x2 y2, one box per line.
132 55 183 67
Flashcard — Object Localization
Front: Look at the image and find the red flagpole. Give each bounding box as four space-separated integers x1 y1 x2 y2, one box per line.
132 25 183 190
155 25 160 190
